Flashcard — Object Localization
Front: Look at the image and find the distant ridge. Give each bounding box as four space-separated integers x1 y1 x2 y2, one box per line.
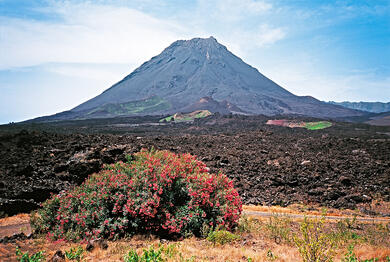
328 101 390 113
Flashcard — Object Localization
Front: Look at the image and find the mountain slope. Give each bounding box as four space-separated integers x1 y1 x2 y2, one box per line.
41 37 364 121
180 97 248 115
366 111 390 126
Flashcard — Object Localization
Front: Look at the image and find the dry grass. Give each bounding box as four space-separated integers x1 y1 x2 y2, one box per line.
1 237 302 261
244 204 358 218
243 203 390 226
2 237 390 262
244 203 379 218
0 213 30 227
353 245 390 261
1 205 389 261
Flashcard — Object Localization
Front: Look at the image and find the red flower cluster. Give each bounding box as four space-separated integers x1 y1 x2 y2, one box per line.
32 149 242 241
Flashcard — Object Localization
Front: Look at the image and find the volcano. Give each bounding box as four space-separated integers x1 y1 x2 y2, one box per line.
38 36 364 121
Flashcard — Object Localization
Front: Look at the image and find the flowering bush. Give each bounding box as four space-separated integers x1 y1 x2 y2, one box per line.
31 149 242 241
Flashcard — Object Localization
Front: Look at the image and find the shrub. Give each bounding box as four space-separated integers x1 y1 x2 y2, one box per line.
330 217 361 246
293 216 337 262
124 249 141 262
32 149 242 241
65 246 84 261
124 246 163 262
266 216 292 244
236 215 253 233
207 229 240 245
160 243 179 259
266 250 278 261
124 244 195 262
15 247 45 262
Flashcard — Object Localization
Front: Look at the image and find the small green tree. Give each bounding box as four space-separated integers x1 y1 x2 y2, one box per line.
293 216 337 262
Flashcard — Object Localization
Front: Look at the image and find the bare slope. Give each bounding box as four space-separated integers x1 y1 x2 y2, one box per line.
69 37 362 119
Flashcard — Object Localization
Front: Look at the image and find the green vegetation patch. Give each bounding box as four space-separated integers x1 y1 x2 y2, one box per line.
159 110 212 122
304 121 332 130
88 96 171 116
124 244 195 262
207 229 240 245
160 115 174 122
15 246 45 262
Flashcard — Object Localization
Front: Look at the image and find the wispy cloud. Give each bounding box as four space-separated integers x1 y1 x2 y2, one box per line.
0 0 286 72
262 61 390 102
201 0 272 22
0 2 186 69
181 0 284 56
252 24 286 47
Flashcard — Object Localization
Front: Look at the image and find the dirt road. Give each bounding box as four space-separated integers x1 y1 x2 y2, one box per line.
243 210 390 223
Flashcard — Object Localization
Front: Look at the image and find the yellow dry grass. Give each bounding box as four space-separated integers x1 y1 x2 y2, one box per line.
353 244 390 261
244 204 354 217
1 204 389 261
1 237 301 261
0 213 30 227
243 204 390 225
3 236 390 262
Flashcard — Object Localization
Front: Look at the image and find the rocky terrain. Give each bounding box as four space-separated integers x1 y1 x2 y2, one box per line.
1 115 389 216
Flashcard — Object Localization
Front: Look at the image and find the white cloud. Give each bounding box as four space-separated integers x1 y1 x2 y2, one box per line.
184 0 284 57
213 24 286 61
253 24 286 47
0 0 283 70
261 62 390 102
0 2 186 69
43 63 134 82
214 0 271 20
192 0 272 27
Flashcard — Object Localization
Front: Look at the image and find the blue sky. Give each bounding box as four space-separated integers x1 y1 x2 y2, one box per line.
0 0 389 123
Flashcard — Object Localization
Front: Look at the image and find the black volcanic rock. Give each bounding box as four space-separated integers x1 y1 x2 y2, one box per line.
37 37 364 121
1 117 389 215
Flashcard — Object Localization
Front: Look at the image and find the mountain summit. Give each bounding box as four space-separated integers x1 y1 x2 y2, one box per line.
46 37 363 120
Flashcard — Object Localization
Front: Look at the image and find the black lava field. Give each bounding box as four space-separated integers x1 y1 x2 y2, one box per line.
1 114 389 216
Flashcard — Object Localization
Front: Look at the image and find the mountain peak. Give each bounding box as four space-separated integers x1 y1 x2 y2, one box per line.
165 36 224 54
68 37 364 119
182 36 217 43
189 36 218 44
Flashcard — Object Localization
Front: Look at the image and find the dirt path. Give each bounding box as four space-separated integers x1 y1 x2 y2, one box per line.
0 222 31 239
0 214 31 239
243 210 390 223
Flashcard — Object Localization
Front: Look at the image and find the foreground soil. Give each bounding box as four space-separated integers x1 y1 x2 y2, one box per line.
1 206 389 261
1 115 390 216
